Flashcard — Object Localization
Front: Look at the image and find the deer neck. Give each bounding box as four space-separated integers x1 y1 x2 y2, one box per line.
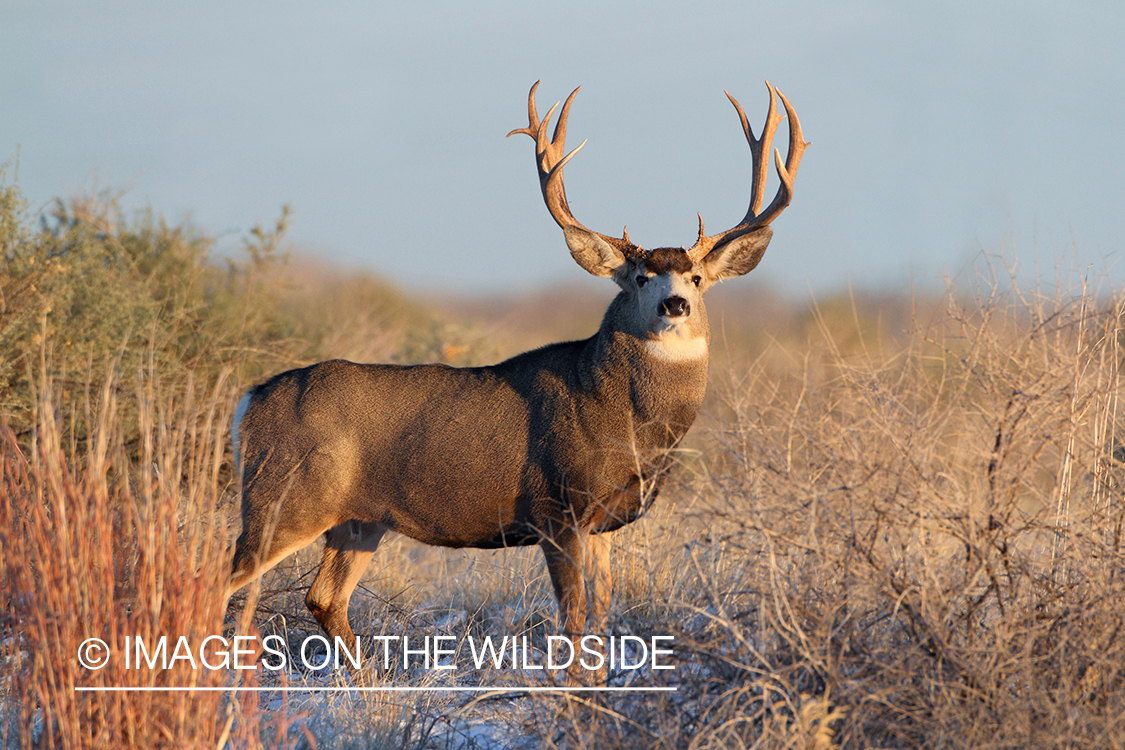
581 294 711 431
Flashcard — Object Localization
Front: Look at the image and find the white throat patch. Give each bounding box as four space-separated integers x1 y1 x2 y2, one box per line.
644 336 709 363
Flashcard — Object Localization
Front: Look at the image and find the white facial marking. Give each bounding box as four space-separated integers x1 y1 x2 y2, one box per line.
638 274 694 324
624 257 709 354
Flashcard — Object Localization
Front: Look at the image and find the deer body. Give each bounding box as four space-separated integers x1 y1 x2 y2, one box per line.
234 322 706 552
227 82 806 679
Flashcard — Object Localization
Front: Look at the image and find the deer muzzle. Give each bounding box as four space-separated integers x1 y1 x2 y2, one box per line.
658 296 690 318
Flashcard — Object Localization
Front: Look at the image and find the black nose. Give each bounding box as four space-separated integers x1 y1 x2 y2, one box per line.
658 296 690 318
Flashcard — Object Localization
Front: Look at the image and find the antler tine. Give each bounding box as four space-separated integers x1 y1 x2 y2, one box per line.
505 80 543 140
726 82 780 222
533 100 562 178
552 86 579 157
508 82 642 258
752 88 809 227
690 82 809 260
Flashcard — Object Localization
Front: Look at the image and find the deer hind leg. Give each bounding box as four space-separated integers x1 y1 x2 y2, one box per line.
306 521 387 643
227 448 343 602
226 511 328 602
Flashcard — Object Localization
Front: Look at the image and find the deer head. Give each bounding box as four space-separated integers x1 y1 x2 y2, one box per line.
508 81 808 352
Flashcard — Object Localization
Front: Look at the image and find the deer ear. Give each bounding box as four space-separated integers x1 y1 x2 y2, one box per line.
563 225 627 278
702 227 773 281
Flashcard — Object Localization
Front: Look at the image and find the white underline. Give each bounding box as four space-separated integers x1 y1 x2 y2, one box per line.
75 686 676 693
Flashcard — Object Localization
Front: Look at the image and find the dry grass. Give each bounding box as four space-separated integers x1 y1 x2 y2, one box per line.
3 243 1124 749
0 363 303 748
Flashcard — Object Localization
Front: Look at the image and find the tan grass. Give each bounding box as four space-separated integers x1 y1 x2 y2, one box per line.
0 362 302 748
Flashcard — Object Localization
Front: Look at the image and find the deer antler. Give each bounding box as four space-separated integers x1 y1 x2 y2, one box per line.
508 81 643 258
688 82 809 260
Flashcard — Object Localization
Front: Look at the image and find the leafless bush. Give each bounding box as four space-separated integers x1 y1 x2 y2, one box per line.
662 263 1125 749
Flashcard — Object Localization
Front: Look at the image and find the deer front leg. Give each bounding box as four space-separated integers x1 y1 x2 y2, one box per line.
541 529 588 685
582 532 612 685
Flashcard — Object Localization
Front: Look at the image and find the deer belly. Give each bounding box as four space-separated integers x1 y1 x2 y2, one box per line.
371 476 545 548
383 511 544 548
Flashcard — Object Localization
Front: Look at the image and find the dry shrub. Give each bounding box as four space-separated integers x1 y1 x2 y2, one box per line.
0 365 297 749
0 176 481 457
670 262 1125 749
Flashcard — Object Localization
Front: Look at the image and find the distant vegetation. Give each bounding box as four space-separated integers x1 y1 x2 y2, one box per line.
0 177 482 451
2 177 1123 748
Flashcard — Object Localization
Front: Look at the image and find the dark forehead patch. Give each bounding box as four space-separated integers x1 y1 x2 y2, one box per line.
643 247 694 275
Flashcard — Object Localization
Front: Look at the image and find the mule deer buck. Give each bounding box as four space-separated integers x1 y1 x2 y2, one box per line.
227 81 806 679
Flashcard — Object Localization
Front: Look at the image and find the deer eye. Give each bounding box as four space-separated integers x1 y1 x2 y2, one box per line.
635 275 648 288
692 275 702 286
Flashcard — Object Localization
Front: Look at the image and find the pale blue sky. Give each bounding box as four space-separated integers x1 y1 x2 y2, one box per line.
3 1 1123 294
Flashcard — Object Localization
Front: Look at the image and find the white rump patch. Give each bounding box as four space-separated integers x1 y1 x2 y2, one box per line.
231 391 252 480
644 336 709 363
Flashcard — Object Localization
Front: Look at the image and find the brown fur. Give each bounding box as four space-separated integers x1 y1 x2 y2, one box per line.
644 247 695 275
227 309 709 652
